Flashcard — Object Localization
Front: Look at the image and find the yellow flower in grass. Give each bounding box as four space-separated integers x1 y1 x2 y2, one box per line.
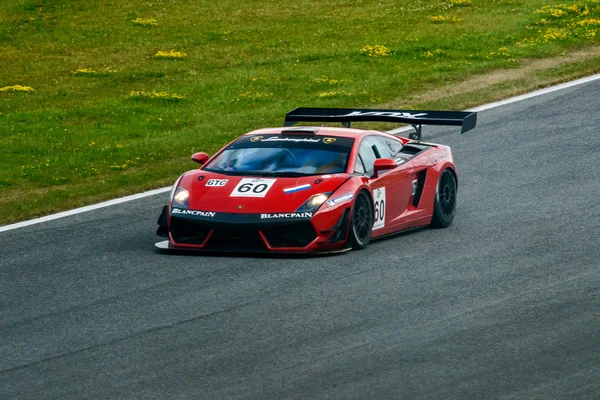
542 27 569 42
73 68 96 75
535 4 587 17
431 15 463 22
0 85 34 92
578 18 600 26
313 76 342 85
239 91 273 99
449 0 471 6
130 90 185 100
360 45 391 57
516 37 536 48
423 49 445 58
72 68 116 76
317 90 352 97
132 18 158 27
154 49 187 59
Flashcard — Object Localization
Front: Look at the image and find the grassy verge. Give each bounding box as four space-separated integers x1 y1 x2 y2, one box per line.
1 0 599 225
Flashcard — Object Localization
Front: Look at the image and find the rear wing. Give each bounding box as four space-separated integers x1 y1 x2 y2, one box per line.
284 107 477 140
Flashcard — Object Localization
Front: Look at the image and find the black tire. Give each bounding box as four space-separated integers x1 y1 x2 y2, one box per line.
349 191 373 250
431 169 457 228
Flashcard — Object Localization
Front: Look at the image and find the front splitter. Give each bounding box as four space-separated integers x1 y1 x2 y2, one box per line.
154 240 351 255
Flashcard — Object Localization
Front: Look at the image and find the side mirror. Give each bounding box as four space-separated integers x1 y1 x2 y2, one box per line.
191 152 209 165
372 158 397 178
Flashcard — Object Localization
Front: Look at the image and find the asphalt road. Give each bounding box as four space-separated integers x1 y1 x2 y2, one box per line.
1 80 599 399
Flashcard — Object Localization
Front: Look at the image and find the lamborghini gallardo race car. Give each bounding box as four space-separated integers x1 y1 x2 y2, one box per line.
156 107 476 253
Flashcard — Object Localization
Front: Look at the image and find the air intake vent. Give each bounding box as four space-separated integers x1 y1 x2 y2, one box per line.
412 170 427 207
281 127 319 135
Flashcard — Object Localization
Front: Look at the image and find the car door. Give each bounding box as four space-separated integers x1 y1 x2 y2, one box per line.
356 135 413 233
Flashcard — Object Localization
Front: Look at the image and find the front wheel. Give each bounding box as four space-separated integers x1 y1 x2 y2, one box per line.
431 169 457 228
349 191 373 250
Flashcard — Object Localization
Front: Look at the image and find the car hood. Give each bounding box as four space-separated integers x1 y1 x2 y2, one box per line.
179 170 350 213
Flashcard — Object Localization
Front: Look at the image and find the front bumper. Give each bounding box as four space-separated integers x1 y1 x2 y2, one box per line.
156 206 351 253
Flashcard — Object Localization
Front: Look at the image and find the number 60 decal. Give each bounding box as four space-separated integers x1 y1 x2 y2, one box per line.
372 187 386 230
230 178 277 198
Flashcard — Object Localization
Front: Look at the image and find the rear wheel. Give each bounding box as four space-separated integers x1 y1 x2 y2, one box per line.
431 169 457 228
349 191 373 250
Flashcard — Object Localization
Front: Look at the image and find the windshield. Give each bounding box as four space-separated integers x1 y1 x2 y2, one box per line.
204 134 354 177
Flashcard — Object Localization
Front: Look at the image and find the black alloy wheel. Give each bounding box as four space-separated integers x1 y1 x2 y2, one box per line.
350 191 373 250
431 169 457 228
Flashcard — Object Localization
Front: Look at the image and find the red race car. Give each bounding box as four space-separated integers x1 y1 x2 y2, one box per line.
156 107 476 254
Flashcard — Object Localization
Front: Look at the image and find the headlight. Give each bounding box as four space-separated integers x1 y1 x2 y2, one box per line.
296 192 332 213
170 175 184 201
172 187 189 209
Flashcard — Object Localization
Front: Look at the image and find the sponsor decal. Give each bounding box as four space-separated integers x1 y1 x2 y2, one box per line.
284 184 311 194
260 212 313 219
206 179 228 187
327 192 354 206
260 136 320 143
344 111 428 119
172 208 216 218
427 151 448 165
372 187 386 230
323 137 336 144
320 174 344 179
250 135 263 142
230 178 277 198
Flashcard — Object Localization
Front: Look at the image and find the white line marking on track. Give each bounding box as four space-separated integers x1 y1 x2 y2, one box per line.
389 72 600 134
0 187 171 233
467 72 600 112
2 72 600 232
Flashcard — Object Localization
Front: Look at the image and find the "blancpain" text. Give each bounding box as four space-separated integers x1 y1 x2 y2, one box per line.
172 208 216 217
260 212 313 219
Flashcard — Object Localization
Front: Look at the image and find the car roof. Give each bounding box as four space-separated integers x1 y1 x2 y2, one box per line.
243 126 397 140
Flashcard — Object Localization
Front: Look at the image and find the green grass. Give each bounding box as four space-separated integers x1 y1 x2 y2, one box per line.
1 0 599 224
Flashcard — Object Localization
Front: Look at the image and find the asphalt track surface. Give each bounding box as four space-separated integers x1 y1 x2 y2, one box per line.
1 81 599 399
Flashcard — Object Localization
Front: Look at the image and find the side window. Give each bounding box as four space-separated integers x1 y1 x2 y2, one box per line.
354 154 365 174
386 138 403 158
373 136 402 159
358 136 380 174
